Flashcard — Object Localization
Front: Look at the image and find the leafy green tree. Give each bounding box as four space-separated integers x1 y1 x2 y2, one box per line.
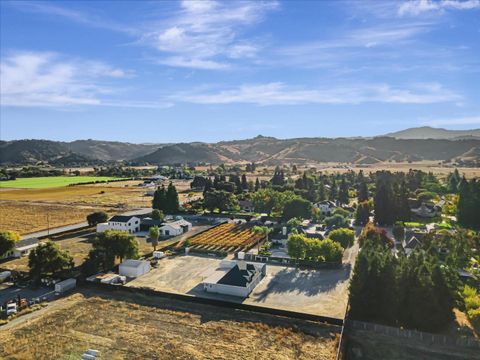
282 198 312 220
151 209 164 221
149 226 160 251
325 214 349 228
329 228 355 248
86 211 108 226
0 230 20 258
28 241 74 283
84 230 139 273
252 226 271 253
287 234 307 260
204 190 238 213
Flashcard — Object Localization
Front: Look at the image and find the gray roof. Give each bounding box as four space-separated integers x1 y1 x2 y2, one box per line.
15 238 39 249
217 264 258 287
109 215 137 223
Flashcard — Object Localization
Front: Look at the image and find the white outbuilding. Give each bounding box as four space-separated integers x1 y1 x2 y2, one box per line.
159 219 192 237
119 259 150 278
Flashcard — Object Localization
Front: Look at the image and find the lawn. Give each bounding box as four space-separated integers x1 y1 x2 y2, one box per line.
0 176 127 189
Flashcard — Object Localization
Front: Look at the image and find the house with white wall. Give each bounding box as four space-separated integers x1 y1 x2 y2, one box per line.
96 215 141 233
0 238 40 259
314 200 336 216
203 260 266 298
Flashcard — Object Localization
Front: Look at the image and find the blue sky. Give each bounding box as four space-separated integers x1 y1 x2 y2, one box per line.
1 0 479 143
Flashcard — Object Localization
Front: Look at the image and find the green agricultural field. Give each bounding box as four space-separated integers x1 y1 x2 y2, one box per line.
0 176 127 189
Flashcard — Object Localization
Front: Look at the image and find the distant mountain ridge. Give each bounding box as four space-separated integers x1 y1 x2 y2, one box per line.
384 126 480 140
1 127 479 165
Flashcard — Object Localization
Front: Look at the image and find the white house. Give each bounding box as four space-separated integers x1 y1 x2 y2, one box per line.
119 259 150 278
1 238 40 259
314 200 336 216
402 236 423 256
203 260 266 298
96 215 141 233
159 219 192 237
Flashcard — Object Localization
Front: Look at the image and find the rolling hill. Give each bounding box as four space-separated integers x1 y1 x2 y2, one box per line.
1 127 479 166
384 126 480 140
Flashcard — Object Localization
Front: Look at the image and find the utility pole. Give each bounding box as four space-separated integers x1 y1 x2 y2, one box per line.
47 212 50 237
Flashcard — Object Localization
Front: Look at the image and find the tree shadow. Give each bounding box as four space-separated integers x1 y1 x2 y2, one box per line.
251 265 351 302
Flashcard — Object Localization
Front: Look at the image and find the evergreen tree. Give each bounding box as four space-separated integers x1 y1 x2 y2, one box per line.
255 177 260 191
329 178 338 201
152 185 167 211
165 182 179 213
357 178 369 202
374 172 395 225
318 180 326 201
395 180 411 222
339 178 349 205
241 174 248 190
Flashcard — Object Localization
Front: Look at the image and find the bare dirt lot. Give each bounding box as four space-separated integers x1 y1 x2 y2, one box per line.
0 290 339 360
127 255 351 319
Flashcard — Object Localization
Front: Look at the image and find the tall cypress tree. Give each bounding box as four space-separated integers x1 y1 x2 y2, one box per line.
165 182 179 214
152 185 167 211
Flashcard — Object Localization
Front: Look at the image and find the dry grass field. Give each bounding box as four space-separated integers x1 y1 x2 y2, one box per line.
0 291 339 360
0 202 107 235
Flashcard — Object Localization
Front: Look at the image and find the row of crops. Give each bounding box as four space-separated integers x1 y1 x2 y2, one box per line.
188 223 264 253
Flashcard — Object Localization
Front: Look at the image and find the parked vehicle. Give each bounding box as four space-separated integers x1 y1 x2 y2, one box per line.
6 302 17 316
0 271 12 283
54 278 76 295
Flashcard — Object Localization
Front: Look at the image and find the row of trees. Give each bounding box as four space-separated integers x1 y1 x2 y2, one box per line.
349 238 457 332
457 178 480 229
152 182 180 213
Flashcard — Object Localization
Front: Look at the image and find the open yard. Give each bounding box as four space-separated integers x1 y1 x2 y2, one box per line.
0 176 127 189
0 201 107 235
127 255 351 319
0 290 339 359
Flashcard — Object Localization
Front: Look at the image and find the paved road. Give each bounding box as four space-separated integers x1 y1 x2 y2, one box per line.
22 208 153 240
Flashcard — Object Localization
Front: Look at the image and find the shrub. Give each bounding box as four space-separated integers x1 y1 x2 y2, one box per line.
329 228 355 248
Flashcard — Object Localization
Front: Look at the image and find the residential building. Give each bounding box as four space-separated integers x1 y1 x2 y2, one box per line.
402 236 423 256
0 238 40 259
203 260 266 297
238 200 255 213
314 200 336 216
96 215 141 233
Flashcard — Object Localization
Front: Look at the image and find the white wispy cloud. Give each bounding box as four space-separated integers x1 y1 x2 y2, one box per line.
6 1 137 34
0 51 170 108
423 115 480 126
398 0 480 16
170 82 460 105
141 0 278 69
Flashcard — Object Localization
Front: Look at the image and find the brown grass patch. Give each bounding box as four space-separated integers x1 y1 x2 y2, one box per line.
0 292 338 359
0 202 108 235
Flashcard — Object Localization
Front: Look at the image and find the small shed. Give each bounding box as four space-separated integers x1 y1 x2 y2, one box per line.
119 259 150 278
